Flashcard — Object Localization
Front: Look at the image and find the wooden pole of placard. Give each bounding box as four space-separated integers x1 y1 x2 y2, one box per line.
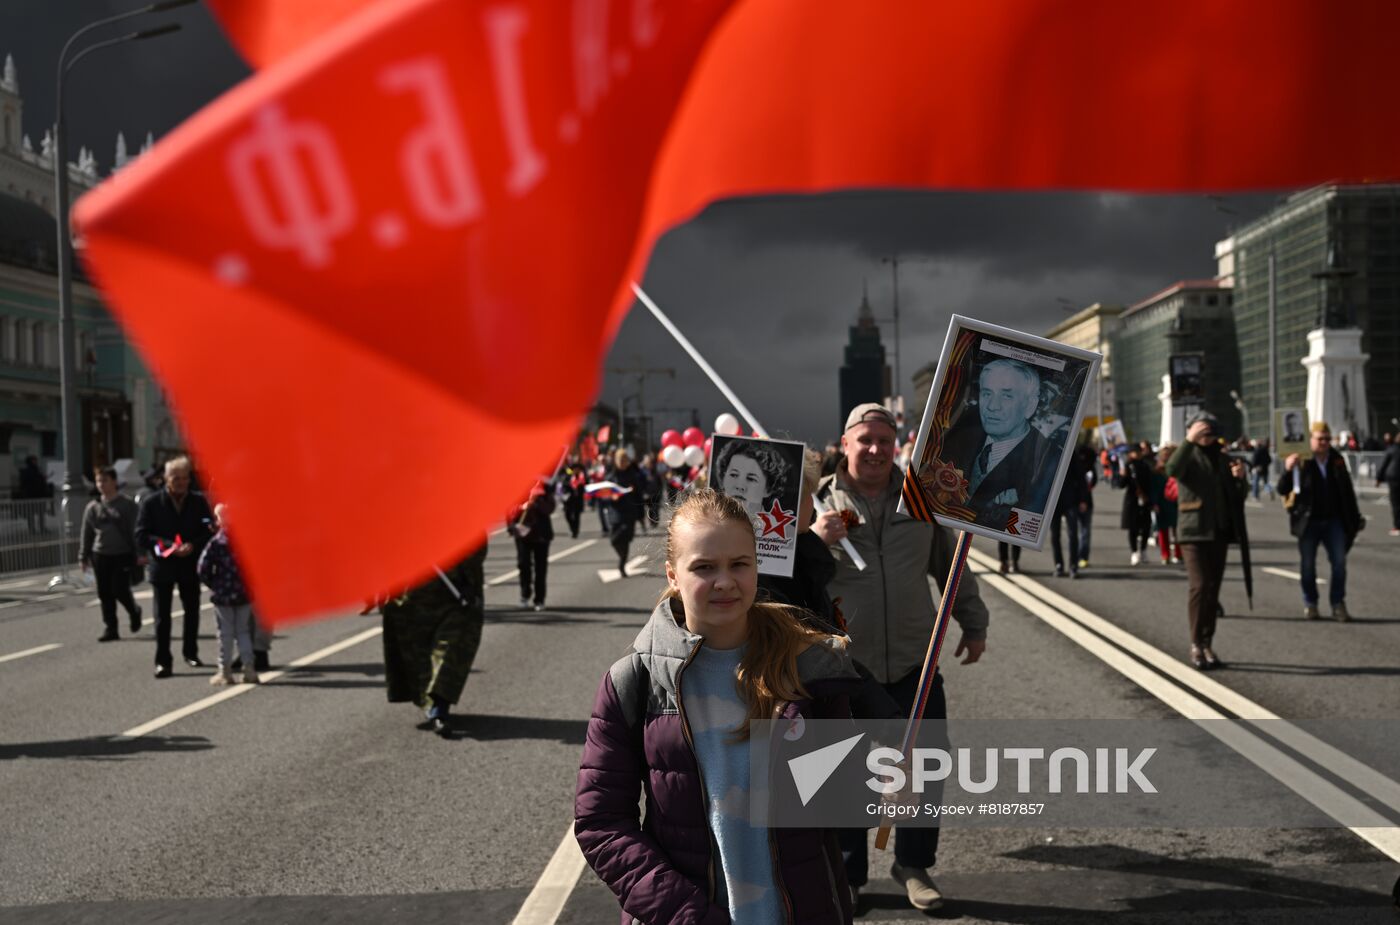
874 529 973 851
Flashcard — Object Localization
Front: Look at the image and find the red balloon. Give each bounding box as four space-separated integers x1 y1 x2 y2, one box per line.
682 426 705 447
703 437 712 455
660 429 683 448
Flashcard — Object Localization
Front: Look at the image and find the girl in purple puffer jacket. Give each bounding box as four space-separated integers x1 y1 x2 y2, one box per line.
576 489 859 924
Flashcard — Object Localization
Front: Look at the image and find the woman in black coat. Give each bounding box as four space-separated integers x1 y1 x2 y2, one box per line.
604 449 648 575
1119 444 1154 565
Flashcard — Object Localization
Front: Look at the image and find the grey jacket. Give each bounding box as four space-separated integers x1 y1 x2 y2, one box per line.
80 494 138 563
815 462 989 684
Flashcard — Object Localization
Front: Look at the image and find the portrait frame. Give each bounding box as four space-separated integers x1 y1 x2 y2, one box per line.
1098 419 1128 450
1274 407 1309 458
900 315 1101 550
1169 353 1205 405
709 434 807 577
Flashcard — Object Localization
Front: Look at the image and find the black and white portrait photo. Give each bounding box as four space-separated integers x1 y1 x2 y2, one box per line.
709 434 806 576
1275 407 1309 457
901 316 1101 548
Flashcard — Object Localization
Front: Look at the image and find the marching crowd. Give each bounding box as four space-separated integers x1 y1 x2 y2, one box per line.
66 402 1395 923
568 406 1393 922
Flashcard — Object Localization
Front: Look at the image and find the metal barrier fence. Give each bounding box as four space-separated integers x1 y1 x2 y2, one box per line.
0 497 80 577
1341 451 1389 485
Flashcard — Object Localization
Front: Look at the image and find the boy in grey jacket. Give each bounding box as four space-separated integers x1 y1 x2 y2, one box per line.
80 466 143 641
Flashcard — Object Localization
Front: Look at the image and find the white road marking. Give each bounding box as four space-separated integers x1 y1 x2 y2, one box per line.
116 626 384 740
487 539 599 588
972 550 1400 814
509 826 587 925
0 592 69 609
0 643 62 664
1261 565 1324 584
0 576 46 591
967 548 1400 862
598 555 648 584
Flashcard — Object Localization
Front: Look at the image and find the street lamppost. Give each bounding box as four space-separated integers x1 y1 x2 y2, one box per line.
50 1 191 590
1230 389 1250 442
879 255 938 425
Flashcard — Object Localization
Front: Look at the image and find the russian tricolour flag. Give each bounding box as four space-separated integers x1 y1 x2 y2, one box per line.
585 482 633 502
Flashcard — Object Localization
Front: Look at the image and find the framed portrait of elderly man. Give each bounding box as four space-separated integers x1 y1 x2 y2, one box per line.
709 434 806 576
900 316 1101 549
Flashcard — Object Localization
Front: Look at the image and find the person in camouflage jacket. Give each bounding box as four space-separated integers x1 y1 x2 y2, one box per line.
382 543 487 736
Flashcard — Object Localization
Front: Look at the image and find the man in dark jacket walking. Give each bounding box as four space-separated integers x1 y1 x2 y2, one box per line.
136 457 216 678
1376 433 1400 536
557 456 585 539
1279 421 1364 621
1165 412 1249 669
604 450 648 575
1251 439 1275 501
1049 443 1091 577
509 481 555 610
18 456 51 533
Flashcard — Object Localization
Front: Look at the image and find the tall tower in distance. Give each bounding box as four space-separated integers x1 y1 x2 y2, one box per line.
838 284 891 429
1 54 22 155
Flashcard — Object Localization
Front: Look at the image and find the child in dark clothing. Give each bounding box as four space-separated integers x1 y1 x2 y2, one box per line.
196 504 257 685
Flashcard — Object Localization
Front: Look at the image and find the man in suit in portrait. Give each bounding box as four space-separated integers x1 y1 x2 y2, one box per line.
940 358 1053 528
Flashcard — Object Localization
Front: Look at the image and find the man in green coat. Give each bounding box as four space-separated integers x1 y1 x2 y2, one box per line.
382 545 487 736
1164 412 1249 670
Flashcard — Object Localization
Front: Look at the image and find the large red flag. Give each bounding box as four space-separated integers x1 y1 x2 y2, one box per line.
203 0 379 66
76 0 735 620
75 0 1400 622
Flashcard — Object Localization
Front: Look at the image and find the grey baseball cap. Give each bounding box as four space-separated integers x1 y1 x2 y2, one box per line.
844 403 898 432
1186 410 1219 430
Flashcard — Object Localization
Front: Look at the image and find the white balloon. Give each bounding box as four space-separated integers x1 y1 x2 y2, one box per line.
715 412 741 436
662 444 686 468
684 444 706 468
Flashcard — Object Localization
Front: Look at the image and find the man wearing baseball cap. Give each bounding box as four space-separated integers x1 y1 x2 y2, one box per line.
812 402 990 913
1165 411 1250 669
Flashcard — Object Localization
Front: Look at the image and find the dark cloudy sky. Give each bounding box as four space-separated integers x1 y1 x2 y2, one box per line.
4 2 1283 447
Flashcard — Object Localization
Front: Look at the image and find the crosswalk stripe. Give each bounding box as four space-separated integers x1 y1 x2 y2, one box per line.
598 555 648 584
0 643 62 664
0 592 68 609
116 626 383 740
487 539 600 588
1260 565 1324 584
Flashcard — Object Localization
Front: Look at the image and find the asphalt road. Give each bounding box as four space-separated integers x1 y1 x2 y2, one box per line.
1 493 1397 924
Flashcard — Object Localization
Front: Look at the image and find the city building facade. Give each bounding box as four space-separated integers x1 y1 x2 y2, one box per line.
0 51 178 494
1043 302 1123 436
1216 183 1400 439
1110 280 1241 443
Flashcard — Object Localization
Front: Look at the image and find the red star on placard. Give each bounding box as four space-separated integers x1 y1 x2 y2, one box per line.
758 499 797 540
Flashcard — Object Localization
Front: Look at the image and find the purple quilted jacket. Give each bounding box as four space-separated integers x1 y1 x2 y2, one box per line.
575 600 859 925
